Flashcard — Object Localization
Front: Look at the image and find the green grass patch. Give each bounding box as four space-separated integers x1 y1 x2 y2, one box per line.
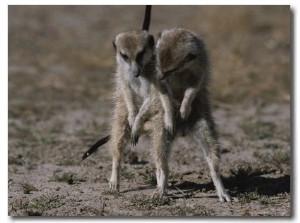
121 170 135 181
263 142 281 149
240 118 276 140
228 163 270 191
130 194 170 210
169 205 213 216
11 194 64 215
140 171 157 186
254 151 290 173
8 156 24 166
19 181 38 194
238 191 271 205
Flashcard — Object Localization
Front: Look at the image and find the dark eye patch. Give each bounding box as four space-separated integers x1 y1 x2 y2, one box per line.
136 49 145 64
161 53 196 78
120 52 129 61
164 67 179 76
185 53 196 62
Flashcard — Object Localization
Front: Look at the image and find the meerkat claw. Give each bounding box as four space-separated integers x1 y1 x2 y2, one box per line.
131 134 139 146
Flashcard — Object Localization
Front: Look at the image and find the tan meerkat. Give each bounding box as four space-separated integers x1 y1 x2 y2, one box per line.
82 6 173 160
108 6 174 197
82 6 174 198
156 28 232 202
109 30 173 197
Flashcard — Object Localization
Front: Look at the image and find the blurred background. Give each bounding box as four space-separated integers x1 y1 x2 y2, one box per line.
9 5 290 106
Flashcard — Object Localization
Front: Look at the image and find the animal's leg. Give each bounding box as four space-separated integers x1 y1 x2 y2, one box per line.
190 117 232 202
151 123 171 198
109 102 130 192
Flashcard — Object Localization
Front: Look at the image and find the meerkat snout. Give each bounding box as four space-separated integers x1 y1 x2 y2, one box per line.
131 61 141 77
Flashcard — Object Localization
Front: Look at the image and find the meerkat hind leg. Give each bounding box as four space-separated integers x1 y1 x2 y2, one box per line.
151 125 171 198
190 118 232 202
109 103 130 192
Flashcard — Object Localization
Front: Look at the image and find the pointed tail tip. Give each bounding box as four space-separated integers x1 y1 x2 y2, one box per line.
82 152 90 161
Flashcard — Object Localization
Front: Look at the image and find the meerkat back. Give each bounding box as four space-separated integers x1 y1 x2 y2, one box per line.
156 28 209 97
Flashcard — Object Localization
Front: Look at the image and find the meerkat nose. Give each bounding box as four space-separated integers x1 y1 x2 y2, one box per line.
133 69 141 77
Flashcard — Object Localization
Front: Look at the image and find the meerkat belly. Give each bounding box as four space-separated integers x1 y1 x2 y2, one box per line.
130 77 151 106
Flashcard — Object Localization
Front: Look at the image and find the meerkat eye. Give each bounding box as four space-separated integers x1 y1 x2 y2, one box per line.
120 52 129 62
136 49 145 64
185 53 196 62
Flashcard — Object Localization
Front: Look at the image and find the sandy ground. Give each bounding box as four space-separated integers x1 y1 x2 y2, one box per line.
8 5 290 217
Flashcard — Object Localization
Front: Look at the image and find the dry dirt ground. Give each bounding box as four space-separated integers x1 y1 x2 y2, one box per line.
8 6 291 217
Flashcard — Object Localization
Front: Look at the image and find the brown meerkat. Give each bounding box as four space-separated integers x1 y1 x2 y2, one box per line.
156 28 232 202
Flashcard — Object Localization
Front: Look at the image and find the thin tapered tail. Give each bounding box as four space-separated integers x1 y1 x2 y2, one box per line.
82 135 111 160
142 5 152 31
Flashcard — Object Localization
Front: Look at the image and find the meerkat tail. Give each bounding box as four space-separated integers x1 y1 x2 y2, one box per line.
83 120 152 159
82 135 111 160
142 5 152 31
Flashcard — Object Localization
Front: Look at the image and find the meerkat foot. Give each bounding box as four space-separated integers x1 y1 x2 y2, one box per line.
218 191 232 202
109 181 119 192
151 187 166 199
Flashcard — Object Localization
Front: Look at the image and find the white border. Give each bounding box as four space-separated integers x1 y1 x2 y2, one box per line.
3 1 297 223
5 0 296 5
2 1 9 223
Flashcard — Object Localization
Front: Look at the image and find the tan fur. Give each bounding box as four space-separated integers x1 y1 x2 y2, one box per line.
109 30 172 198
156 28 232 202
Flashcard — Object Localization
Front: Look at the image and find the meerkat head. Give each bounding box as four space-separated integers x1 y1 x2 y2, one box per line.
113 30 155 77
156 28 203 80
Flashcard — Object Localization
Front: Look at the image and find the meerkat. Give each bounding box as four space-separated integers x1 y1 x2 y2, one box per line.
109 29 174 197
82 6 174 198
155 28 232 202
81 6 160 160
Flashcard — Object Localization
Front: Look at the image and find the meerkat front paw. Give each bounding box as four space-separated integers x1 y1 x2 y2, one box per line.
175 112 188 137
179 106 191 121
164 115 175 140
131 121 140 146
131 132 140 147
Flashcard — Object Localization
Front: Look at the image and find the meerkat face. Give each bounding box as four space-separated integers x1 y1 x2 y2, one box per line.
156 29 199 80
113 30 155 77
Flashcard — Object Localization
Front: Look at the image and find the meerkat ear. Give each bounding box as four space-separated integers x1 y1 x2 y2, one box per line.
148 35 154 49
113 40 116 51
